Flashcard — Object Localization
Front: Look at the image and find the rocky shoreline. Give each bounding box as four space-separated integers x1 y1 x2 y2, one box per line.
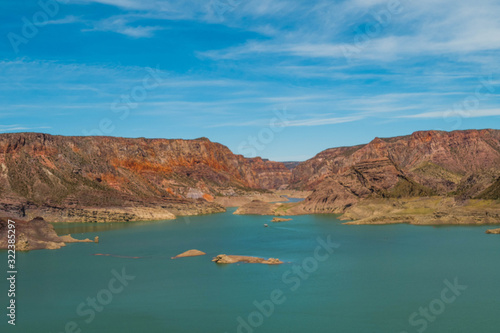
340 198 500 225
0 194 225 223
0 216 98 251
229 196 500 226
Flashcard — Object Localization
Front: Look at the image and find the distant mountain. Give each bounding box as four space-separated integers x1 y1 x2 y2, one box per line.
290 129 500 213
281 161 301 170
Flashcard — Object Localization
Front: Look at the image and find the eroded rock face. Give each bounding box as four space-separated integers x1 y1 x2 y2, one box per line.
340 197 500 225
291 130 500 213
11 205 179 223
2 130 499 223
212 254 283 265
233 200 282 215
0 217 95 251
0 133 291 222
478 177 500 200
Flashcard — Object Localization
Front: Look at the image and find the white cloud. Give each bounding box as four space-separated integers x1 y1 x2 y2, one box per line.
401 109 500 119
46 15 81 25
0 125 52 132
81 16 164 37
285 115 365 127
198 0 500 66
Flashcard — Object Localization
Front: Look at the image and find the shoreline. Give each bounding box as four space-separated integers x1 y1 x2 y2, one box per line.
2 195 498 227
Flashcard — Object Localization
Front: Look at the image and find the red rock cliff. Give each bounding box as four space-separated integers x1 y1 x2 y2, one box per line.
290 129 500 213
0 133 291 220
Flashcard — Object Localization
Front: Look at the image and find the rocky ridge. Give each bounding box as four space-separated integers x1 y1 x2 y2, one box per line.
0 216 96 251
0 133 291 222
290 129 500 215
1 130 499 225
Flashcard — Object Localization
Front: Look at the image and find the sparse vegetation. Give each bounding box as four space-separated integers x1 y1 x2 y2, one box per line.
476 178 500 200
386 178 436 198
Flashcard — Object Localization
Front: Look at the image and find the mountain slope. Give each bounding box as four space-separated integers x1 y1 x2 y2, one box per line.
0 133 291 221
291 129 500 213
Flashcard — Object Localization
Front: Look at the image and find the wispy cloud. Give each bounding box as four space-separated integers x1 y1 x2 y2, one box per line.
401 109 500 119
82 16 164 37
46 15 81 25
285 115 365 127
0 125 52 133
1 0 500 160
208 114 365 128
198 0 500 67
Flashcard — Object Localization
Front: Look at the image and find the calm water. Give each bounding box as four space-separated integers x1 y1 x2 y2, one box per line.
2 209 500 333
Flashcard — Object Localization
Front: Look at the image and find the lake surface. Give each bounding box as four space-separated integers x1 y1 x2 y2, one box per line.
2 209 500 333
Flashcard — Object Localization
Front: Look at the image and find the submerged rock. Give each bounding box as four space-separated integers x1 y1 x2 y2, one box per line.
212 254 283 265
171 249 206 259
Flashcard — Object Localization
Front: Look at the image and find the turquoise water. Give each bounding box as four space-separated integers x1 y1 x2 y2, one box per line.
2 209 500 333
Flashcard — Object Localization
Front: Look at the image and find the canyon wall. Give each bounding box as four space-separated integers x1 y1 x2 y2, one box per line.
290 129 500 213
0 133 291 221
1 130 499 221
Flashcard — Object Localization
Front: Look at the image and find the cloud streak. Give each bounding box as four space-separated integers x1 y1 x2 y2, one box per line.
401 109 500 119
0 125 52 133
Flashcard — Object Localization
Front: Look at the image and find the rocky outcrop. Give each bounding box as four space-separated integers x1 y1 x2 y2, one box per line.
477 177 500 200
0 216 97 251
58 234 95 243
340 197 500 225
486 228 500 234
212 254 283 265
213 190 310 208
282 162 300 170
291 130 500 213
233 200 282 215
4 204 179 223
213 192 287 208
0 133 291 222
171 249 206 259
272 217 292 222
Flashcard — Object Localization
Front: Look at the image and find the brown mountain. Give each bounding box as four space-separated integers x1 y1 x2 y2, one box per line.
290 129 500 213
1 129 499 223
0 133 291 221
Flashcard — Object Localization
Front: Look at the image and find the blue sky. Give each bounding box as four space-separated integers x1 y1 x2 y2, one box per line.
1 0 499 161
